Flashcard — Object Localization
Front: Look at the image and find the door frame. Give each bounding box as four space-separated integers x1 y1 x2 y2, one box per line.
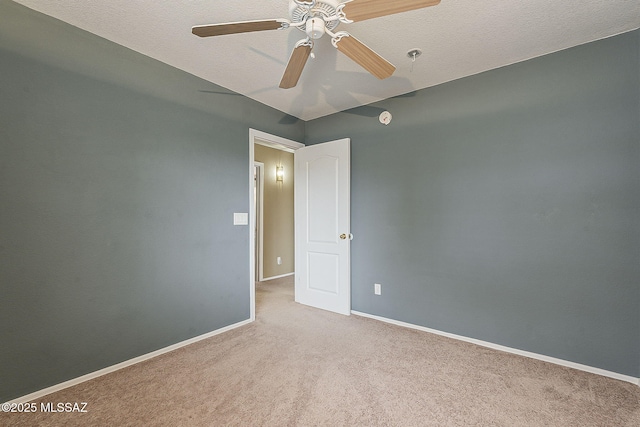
249 129 304 321
253 161 264 282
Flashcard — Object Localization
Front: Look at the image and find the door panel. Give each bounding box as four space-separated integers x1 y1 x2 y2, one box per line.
307 156 339 243
295 138 350 315
308 252 339 294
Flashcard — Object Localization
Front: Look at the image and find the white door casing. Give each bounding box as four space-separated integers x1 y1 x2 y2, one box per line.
253 162 264 282
295 138 351 315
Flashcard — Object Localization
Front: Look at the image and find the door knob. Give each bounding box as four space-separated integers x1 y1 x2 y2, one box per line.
340 233 347 240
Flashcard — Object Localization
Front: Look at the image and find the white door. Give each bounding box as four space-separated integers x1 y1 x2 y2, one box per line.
294 138 351 315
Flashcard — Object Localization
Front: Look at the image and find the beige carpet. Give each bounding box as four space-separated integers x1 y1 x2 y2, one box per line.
2 276 639 426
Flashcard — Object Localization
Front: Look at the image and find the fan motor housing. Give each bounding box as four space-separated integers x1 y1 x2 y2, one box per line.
306 17 326 39
289 0 341 32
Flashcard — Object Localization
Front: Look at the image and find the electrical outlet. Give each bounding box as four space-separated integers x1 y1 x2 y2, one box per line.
277 257 282 265
374 283 382 295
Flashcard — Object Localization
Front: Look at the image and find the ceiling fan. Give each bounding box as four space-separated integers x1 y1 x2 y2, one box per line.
192 0 441 89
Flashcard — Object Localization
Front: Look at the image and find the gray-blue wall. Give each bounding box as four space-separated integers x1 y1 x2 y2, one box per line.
306 30 640 377
0 1 303 401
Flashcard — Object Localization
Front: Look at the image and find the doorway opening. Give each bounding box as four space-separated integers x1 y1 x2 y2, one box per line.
249 129 304 321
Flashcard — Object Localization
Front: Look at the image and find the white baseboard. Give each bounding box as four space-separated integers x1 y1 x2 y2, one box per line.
351 310 639 387
260 272 294 282
6 318 253 404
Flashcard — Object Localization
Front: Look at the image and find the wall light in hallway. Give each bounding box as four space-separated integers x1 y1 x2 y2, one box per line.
276 165 284 183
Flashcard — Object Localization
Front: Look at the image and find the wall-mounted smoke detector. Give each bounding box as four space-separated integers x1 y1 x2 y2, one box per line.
379 111 392 125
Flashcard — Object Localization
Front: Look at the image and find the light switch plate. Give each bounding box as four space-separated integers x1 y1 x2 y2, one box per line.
233 212 248 225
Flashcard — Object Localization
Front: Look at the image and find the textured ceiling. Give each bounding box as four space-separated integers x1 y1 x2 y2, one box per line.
11 0 640 121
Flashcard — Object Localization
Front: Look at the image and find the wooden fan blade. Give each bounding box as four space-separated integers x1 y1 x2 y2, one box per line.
192 20 284 37
279 44 312 89
334 34 395 80
342 0 440 22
